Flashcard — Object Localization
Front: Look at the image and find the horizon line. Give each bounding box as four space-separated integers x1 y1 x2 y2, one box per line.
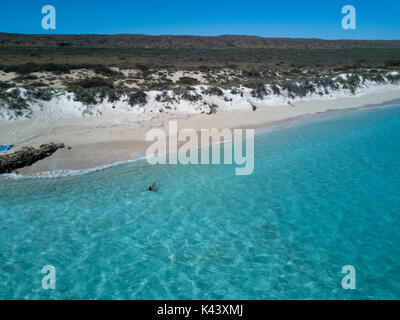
0 32 399 42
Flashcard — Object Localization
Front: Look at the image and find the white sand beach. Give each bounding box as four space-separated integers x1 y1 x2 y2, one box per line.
1 84 400 176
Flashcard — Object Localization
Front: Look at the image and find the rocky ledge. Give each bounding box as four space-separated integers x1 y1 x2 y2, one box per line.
0 143 65 174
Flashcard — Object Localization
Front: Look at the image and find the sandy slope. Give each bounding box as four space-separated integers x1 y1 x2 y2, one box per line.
1 85 400 176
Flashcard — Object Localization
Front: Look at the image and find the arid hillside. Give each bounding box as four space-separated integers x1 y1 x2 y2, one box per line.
1 33 400 49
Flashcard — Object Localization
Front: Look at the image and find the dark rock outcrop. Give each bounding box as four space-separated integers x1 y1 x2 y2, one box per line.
0 143 64 174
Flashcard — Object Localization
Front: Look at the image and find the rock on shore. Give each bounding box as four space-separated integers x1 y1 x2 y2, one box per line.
0 143 65 174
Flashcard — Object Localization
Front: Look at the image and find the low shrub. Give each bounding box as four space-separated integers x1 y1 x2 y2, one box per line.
202 86 223 96
282 81 316 98
134 64 149 72
107 88 126 103
387 74 400 83
243 69 261 78
173 86 202 102
0 88 32 119
198 65 210 72
15 74 39 81
146 80 173 91
177 77 199 86
71 87 107 105
0 81 13 91
72 77 114 89
270 83 281 95
384 59 400 67
128 89 147 107
25 89 54 101
207 103 219 115
248 80 268 99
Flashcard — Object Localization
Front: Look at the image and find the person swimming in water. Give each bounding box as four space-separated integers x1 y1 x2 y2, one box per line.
147 181 157 191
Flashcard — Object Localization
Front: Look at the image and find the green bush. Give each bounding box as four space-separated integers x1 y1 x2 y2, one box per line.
177 77 199 86
0 88 32 119
0 81 13 91
248 80 268 99
173 86 202 102
26 89 54 101
128 90 147 107
243 70 261 78
384 59 400 67
134 64 149 72
107 88 126 103
71 87 106 105
73 77 114 89
207 103 219 115
270 83 281 95
202 86 223 96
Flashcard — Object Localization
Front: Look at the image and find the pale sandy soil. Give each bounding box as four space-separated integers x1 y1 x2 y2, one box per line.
1 87 400 176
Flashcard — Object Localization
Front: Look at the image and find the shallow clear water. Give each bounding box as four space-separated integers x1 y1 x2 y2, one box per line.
1 105 400 300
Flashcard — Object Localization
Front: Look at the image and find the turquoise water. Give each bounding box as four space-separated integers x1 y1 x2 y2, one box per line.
1 105 400 300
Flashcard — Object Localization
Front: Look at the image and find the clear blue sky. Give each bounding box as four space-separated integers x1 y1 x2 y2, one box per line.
0 0 399 39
